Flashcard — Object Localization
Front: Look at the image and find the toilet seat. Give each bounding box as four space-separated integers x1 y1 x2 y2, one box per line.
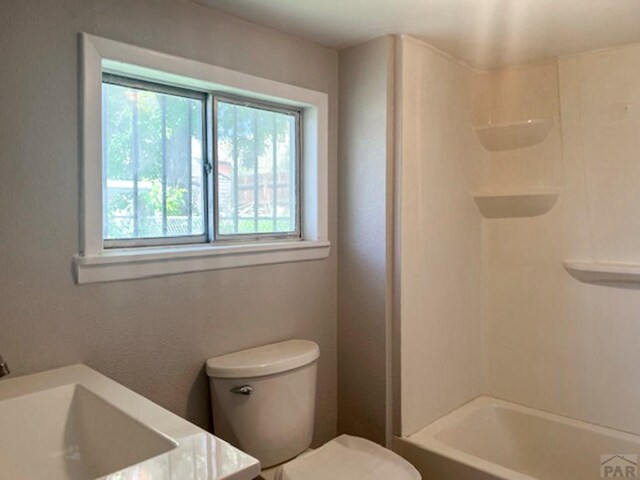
275 434 421 480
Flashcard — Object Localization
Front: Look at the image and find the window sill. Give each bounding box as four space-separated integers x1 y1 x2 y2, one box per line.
73 240 331 284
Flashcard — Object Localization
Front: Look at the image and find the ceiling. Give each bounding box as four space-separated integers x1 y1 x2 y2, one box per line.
195 0 640 70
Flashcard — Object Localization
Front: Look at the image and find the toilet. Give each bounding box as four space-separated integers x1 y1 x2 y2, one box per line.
206 339 420 479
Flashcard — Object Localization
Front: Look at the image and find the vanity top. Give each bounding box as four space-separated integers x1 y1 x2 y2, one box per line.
0 364 260 480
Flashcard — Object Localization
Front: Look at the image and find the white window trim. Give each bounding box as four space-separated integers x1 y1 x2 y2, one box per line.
74 33 330 284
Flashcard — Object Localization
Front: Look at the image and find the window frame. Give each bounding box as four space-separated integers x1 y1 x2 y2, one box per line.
101 73 210 249
75 33 330 284
101 75 305 248
213 94 303 243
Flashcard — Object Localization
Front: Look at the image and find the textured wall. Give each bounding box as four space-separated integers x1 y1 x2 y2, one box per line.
0 0 338 443
337 36 394 445
397 37 484 436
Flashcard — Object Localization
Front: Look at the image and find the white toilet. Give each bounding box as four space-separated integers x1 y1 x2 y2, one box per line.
206 339 420 479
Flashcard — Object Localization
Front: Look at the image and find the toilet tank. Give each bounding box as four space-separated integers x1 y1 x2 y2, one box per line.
206 340 319 468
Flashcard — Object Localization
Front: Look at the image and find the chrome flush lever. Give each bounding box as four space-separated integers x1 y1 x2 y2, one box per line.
0 355 10 378
230 385 254 395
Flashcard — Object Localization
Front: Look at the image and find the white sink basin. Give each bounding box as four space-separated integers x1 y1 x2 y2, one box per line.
0 384 176 479
0 365 260 480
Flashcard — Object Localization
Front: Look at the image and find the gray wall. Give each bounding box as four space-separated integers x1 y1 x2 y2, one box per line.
338 36 394 445
0 0 338 444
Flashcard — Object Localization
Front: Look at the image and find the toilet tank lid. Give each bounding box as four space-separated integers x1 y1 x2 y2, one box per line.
206 339 320 378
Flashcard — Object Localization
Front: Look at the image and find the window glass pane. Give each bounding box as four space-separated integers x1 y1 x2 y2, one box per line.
102 79 206 242
216 100 298 237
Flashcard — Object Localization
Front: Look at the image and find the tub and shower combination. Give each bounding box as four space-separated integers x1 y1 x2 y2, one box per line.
395 397 640 480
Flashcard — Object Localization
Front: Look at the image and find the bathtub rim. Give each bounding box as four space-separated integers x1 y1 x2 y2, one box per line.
397 395 640 480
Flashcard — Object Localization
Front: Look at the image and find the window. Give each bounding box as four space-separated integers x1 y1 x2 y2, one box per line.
102 75 207 247
102 78 301 247
215 97 300 240
76 34 328 284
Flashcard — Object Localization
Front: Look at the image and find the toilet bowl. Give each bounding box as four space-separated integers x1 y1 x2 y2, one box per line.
206 339 420 479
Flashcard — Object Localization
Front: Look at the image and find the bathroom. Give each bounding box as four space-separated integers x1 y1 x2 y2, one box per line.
2 0 640 479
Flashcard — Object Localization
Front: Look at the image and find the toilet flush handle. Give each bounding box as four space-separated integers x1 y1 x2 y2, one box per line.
230 385 254 395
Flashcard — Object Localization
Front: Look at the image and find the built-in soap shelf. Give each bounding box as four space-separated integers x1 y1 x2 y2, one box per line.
474 118 554 152
564 261 640 287
473 190 559 218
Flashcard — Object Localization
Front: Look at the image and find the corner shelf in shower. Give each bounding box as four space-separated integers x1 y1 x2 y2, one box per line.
474 118 554 151
563 261 640 286
473 190 559 218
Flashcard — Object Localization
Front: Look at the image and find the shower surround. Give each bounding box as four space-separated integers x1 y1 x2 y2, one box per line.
389 36 640 478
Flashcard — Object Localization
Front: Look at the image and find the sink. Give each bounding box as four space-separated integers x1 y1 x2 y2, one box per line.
0 384 176 479
0 365 260 480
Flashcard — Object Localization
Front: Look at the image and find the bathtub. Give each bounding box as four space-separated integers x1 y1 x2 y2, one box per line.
393 396 640 480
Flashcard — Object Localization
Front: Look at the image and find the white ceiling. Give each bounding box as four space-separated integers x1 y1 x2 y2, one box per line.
195 0 640 70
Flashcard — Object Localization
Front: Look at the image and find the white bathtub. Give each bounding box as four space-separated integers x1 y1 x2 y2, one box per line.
394 396 640 480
